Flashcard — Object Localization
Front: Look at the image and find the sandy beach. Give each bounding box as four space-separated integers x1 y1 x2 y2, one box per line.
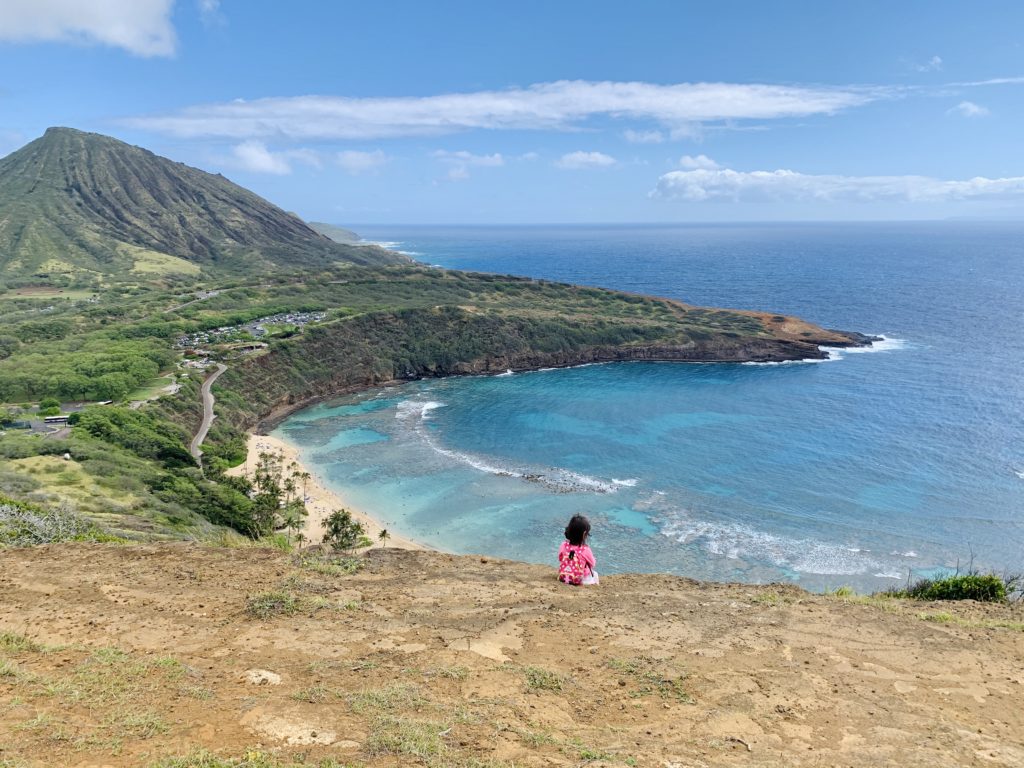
229 433 427 551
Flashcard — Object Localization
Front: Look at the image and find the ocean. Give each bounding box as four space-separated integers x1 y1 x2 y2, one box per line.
275 223 1024 592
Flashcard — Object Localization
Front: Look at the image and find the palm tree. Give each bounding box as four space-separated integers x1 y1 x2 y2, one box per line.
378 528 390 548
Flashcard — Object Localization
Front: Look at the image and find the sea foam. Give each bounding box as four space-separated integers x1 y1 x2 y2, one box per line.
657 512 897 576
395 398 630 494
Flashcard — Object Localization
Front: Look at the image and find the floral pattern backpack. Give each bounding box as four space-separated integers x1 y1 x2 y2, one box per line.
558 544 591 585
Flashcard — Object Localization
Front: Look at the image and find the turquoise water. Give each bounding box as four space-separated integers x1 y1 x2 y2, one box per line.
276 223 1024 592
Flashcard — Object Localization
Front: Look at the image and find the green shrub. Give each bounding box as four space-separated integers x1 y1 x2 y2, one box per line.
887 573 1009 602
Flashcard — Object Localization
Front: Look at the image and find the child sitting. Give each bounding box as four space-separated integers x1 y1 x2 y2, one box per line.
558 514 599 585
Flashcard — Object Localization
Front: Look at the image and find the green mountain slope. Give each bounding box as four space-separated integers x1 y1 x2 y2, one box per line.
0 128 405 285
307 222 363 244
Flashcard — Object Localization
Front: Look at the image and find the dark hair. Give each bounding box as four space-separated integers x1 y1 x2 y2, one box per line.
564 514 591 546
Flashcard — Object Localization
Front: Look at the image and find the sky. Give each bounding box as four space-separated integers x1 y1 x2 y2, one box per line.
2 0 1024 224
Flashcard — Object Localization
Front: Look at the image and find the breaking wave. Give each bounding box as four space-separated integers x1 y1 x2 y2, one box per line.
395 399 633 494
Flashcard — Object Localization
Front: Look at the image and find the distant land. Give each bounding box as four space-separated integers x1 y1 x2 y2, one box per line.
308 221 364 244
0 127 871 546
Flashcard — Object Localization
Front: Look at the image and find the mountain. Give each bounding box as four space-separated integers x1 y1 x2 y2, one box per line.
0 127 406 284
308 221 364 244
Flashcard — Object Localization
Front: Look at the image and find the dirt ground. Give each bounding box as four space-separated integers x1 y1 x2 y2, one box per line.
1 543 1022 768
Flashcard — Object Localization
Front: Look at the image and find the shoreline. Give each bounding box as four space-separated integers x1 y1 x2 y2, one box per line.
254 331 880 433
229 433 431 552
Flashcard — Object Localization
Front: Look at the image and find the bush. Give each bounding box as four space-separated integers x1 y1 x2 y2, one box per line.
0 495 120 546
887 573 1010 603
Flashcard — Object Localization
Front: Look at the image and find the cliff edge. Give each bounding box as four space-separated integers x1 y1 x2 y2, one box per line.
1 543 1021 767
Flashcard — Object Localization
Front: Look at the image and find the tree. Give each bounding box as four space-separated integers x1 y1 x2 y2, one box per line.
322 509 367 552
279 500 308 543
378 528 390 548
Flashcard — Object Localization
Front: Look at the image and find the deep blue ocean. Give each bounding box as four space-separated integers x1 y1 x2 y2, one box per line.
276 223 1024 591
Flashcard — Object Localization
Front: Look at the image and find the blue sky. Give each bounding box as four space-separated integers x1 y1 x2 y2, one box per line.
2 1 1024 224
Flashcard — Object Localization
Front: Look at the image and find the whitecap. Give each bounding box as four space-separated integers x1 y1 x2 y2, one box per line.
395 398 624 494
395 400 446 420
612 478 639 487
890 550 918 558
820 335 908 361
741 357 830 366
659 513 883 576
495 369 514 377
874 571 904 580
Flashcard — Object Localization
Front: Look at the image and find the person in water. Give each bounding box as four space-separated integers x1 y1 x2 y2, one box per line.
558 514 599 585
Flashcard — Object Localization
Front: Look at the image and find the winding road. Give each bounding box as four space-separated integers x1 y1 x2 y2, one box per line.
189 363 227 463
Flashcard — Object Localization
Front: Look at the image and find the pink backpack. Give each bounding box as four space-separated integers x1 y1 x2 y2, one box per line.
558 544 590 585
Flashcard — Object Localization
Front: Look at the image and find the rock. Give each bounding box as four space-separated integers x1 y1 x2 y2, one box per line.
241 669 281 686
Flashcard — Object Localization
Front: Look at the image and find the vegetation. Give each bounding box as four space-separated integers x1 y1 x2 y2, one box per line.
608 655 694 703
0 494 122 545
150 751 352 768
523 666 565 693
883 572 1017 603
322 509 369 552
0 127 405 286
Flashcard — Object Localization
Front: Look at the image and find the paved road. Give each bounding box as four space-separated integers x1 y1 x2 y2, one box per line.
189 363 227 463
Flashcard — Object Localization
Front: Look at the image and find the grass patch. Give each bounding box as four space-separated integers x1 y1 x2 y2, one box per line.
365 716 448 758
41 648 186 706
0 658 25 679
918 611 1024 632
523 666 564 693
297 554 363 576
290 684 335 703
423 665 469 681
0 631 44 653
349 682 426 714
571 742 614 761
244 591 298 619
750 589 795 605
883 573 1014 602
608 656 694 703
127 375 176 402
150 750 352 767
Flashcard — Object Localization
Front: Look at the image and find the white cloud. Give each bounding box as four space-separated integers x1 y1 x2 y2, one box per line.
556 151 617 170
950 100 989 118
679 154 719 170
0 0 176 57
337 149 388 174
432 150 505 167
197 0 224 26
125 79 881 140
653 166 1024 203
913 55 943 73
519 151 540 161
227 141 323 175
230 141 292 174
624 129 665 144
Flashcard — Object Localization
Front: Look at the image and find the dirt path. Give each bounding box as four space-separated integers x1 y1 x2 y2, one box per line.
1 543 1022 767
189 362 227 462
